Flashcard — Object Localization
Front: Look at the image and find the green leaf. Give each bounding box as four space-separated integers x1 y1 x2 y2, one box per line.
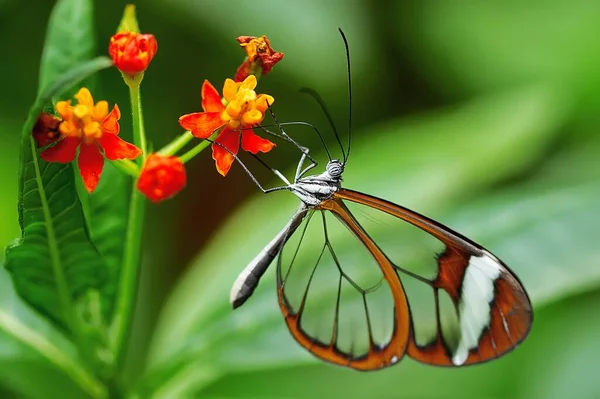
40 0 128 324
142 87 581 396
87 162 128 319
4 0 113 337
0 265 106 398
39 0 96 98
4 57 113 335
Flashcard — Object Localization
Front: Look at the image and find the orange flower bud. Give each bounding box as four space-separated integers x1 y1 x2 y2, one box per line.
137 153 186 203
32 112 61 147
109 31 157 76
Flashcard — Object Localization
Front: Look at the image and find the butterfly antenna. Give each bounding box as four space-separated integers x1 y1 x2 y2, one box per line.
264 104 330 162
338 27 352 164
278 121 332 163
299 87 344 162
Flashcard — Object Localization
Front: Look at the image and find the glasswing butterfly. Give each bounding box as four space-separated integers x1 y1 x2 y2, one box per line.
226 29 532 370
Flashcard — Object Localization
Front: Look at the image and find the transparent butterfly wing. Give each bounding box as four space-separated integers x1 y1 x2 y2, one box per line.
276 205 410 370
275 189 532 370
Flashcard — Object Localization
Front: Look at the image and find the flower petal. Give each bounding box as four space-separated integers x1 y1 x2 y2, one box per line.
40 136 80 163
94 100 109 122
55 100 72 120
74 88 94 108
241 109 264 125
212 127 240 176
222 78 239 102
241 129 276 154
178 112 225 138
239 75 257 91
201 80 224 112
78 143 104 193
97 133 141 160
100 104 121 136
255 94 275 112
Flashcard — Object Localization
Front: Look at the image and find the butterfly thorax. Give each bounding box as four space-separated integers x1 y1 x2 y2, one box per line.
290 160 344 206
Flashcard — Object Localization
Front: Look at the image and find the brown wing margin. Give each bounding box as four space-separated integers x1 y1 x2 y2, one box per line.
276 197 412 371
334 188 533 366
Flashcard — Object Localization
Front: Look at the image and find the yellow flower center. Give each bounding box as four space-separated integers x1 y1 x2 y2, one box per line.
219 75 274 129
56 88 109 143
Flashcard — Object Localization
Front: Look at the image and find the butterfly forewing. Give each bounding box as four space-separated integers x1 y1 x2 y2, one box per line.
335 188 533 367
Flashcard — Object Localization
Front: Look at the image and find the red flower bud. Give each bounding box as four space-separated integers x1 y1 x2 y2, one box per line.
137 153 186 203
109 31 158 76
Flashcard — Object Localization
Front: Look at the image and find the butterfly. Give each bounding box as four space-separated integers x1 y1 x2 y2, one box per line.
227 29 532 371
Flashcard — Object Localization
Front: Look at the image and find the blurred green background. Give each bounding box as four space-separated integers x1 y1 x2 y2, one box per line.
1 0 600 398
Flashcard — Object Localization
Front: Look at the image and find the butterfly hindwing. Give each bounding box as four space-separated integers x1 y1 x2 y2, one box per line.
276 201 411 370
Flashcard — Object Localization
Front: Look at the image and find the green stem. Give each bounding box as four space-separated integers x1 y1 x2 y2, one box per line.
110 77 147 368
110 159 139 177
129 76 147 164
158 131 194 156
179 131 218 164
111 185 145 365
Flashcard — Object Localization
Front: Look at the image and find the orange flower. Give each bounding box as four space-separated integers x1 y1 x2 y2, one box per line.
32 112 61 147
235 35 284 82
41 88 141 193
178 75 275 176
109 31 157 76
137 153 186 203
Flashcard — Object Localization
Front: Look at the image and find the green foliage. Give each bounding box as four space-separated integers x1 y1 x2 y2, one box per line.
0 265 104 398
4 0 116 392
38 0 96 98
1 1 599 398
5 55 113 332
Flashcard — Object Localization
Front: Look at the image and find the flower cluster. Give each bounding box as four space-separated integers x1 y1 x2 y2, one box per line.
40 88 141 192
36 13 283 202
179 75 275 176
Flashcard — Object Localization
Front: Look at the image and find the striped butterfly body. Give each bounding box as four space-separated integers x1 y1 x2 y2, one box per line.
229 29 532 370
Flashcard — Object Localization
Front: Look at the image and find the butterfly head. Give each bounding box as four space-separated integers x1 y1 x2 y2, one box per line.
326 159 344 179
